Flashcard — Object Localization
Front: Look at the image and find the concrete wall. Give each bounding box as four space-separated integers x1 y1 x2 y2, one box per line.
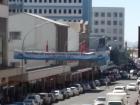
0 4 8 18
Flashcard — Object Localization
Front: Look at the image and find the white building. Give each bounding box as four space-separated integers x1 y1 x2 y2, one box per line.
90 7 125 50
0 0 8 67
8 13 69 70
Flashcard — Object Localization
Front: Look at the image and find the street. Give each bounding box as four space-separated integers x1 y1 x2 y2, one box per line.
54 80 139 105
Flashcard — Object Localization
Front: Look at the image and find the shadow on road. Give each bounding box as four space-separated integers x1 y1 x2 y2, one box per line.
85 89 104 93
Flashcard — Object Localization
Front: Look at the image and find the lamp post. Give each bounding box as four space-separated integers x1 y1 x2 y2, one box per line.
21 22 50 82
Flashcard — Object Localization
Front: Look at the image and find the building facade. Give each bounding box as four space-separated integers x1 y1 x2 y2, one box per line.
0 0 8 67
8 0 92 23
90 7 125 50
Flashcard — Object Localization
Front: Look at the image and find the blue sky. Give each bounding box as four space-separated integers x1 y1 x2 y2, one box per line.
92 0 140 42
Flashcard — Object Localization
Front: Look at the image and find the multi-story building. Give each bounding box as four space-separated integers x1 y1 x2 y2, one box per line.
8 0 92 23
90 7 125 50
0 0 8 67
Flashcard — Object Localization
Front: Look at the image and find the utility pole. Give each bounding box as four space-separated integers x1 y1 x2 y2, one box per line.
138 26 140 58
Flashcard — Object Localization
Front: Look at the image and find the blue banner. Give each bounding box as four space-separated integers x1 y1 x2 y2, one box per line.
14 51 109 62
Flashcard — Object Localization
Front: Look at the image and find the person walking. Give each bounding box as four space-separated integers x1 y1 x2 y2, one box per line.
135 99 139 105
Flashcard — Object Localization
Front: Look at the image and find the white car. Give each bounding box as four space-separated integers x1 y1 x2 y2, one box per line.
66 88 74 97
53 90 64 100
126 83 137 91
94 97 106 105
70 87 79 96
113 86 126 93
137 77 140 84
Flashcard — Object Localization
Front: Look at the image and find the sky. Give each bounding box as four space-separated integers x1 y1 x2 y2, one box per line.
92 0 140 43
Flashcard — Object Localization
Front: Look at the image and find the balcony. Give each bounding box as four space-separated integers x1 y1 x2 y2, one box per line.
0 4 8 18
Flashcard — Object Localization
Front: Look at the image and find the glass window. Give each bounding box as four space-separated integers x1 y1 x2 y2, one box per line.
94 20 98 25
101 12 105 17
74 0 76 3
34 0 37 2
39 0 42 3
49 0 52 3
113 37 117 40
113 29 117 34
39 9 42 13
107 12 111 17
101 20 105 25
12 9 15 13
107 37 111 41
78 9 81 14
29 9 32 13
64 9 67 14
69 9 71 14
9 32 21 40
79 0 81 3
101 29 105 33
54 0 56 3
54 9 57 14
24 9 27 12
44 9 47 13
119 29 123 34
94 12 99 17
24 0 27 2
119 37 123 41
74 9 76 14
94 29 98 33
29 0 32 2
44 0 47 2
119 13 123 17
20 9 22 12
64 0 66 3
59 9 61 13
114 12 118 17
113 21 117 25
49 9 52 13
34 9 37 13
107 21 111 25
119 21 123 26
59 0 61 3
69 0 71 3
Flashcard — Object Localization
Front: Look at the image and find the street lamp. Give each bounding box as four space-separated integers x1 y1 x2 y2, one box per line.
21 21 50 80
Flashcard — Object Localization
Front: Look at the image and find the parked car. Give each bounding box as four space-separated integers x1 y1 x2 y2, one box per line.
89 81 96 89
52 90 64 101
94 97 106 105
95 80 101 86
81 83 91 92
137 77 140 85
99 79 106 86
126 83 137 91
38 93 51 105
13 102 26 105
72 84 84 94
61 89 70 99
24 94 42 105
66 88 74 97
70 87 79 96
48 93 57 103
113 86 126 93
23 99 37 105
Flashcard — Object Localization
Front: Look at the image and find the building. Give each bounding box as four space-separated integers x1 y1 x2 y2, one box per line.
8 13 69 69
0 0 8 68
90 7 125 50
8 0 92 24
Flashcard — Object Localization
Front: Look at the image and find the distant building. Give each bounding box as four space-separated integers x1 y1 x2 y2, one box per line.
90 7 125 50
8 0 92 24
0 0 8 67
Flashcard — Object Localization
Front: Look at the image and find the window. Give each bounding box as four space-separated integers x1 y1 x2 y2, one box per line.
113 29 117 34
107 21 111 25
44 9 47 13
64 0 66 3
69 20 71 22
9 32 21 40
29 0 32 2
94 29 98 33
101 29 105 33
79 0 81 3
39 9 42 14
24 0 27 2
34 0 37 2
34 9 37 13
113 21 117 25
54 0 56 3
74 0 76 3
113 37 117 40
49 0 52 3
107 37 111 41
119 29 123 34
39 0 42 3
64 9 67 14
119 21 123 26
74 9 76 14
59 0 61 3
54 9 57 14
69 9 71 14
94 12 99 17
59 9 61 13
101 20 105 25
114 12 118 17
44 0 46 2
24 9 27 12
74 20 76 22
101 12 105 17
94 20 98 25
119 37 123 41
119 13 123 17
69 0 71 3
107 12 111 17
119 45 122 49
78 9 81 14
29 9 32 13
49 9 52 13
12 9 15 13
9 9 11 12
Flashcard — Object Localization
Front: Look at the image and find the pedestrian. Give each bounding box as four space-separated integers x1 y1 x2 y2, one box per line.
138 90 140 97
105 81 109 89
135 99 139 105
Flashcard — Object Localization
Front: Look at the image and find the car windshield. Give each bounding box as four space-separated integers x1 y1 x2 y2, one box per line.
108 102 122 105
28 96 35 99
129 83 136 86
97 98 106 101
114 87 123 90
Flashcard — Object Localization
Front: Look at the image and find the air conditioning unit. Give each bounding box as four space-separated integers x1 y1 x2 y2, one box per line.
10 61 20 67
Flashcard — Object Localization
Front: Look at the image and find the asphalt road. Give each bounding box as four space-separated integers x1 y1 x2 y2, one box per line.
53 80 139 105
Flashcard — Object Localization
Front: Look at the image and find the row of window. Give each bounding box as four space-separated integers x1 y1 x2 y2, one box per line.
101 36 123 42
9 8 82 14
94 12 123 18
94 20 123 26
9 0 82 3
94 28 123 34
